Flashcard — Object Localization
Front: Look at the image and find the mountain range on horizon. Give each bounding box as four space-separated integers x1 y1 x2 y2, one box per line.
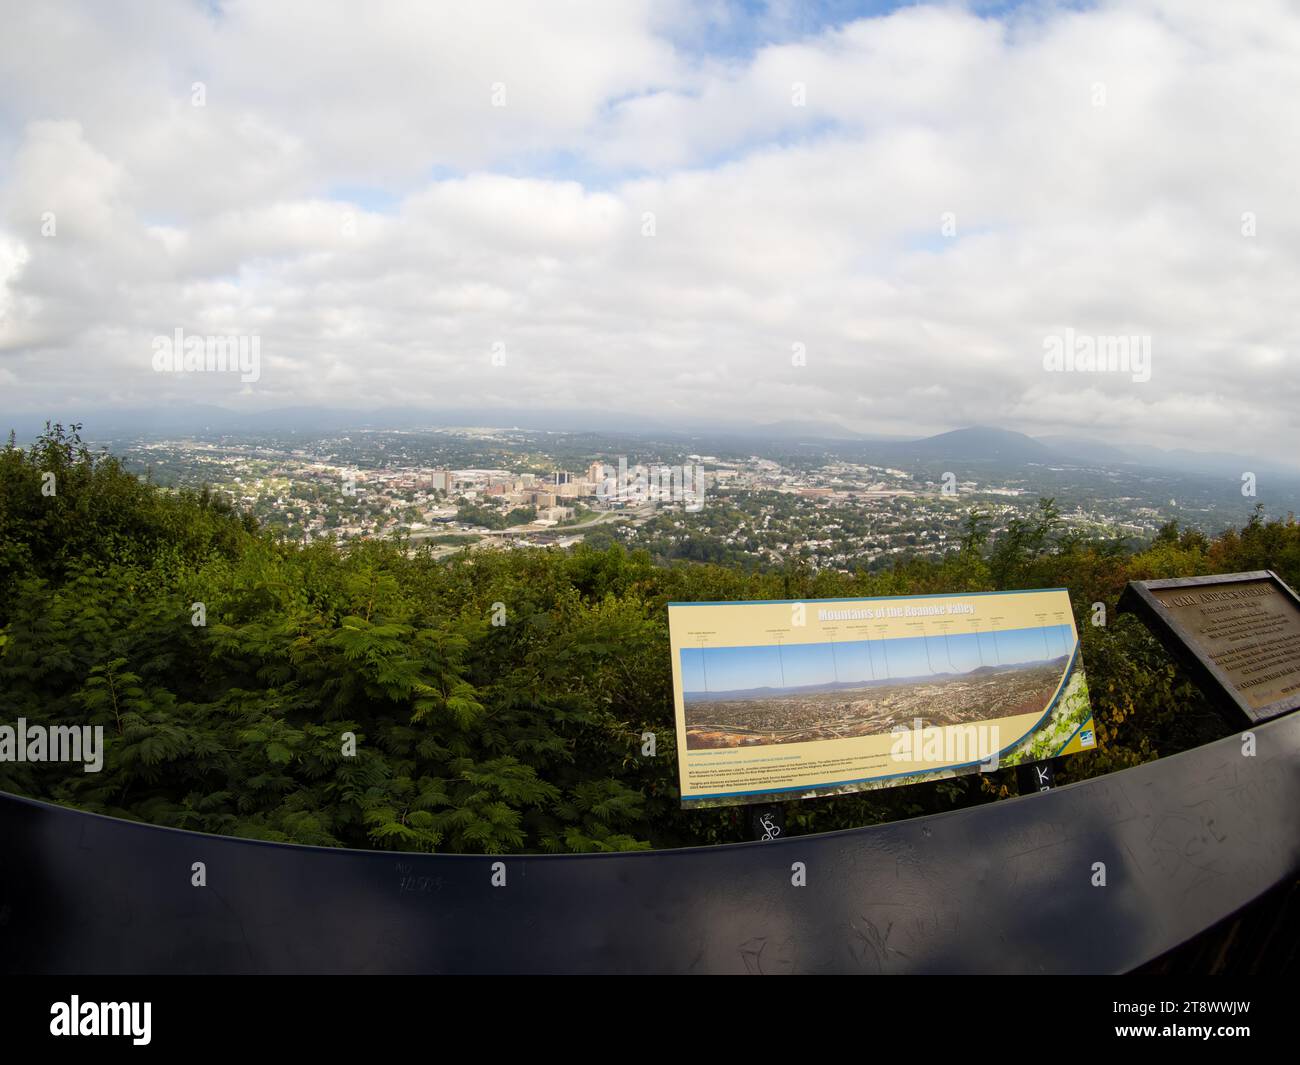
683 654 1071 702
2 407 1296 479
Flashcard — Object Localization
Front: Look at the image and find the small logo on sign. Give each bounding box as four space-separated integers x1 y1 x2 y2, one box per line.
1079 729 1095 748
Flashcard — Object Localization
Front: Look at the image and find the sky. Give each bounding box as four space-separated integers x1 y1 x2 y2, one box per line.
1 1 1297 453
681 622 1075 691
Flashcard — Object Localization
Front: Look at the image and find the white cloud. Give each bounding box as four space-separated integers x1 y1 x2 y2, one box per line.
0 0 1297 455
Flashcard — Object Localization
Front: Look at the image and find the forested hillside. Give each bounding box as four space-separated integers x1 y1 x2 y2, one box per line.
2 424 1296 853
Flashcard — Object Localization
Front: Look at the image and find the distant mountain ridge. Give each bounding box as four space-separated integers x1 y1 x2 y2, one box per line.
684 654 1068 702
875 426 1057 464
4 407 1295 477
866 426 1299 477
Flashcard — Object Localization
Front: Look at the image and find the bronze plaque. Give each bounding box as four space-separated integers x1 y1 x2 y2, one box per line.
1118 570 1300 724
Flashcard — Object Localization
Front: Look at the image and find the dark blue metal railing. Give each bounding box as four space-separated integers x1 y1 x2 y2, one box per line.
2 711 1297 973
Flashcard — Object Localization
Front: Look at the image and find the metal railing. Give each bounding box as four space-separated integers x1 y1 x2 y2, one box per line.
2 711 1297 973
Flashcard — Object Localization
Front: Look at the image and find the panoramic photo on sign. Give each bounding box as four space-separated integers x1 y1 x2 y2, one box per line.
668 590 1095 808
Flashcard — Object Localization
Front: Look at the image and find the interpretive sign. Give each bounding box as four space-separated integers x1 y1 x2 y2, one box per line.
668 590 1096 808
1118 570 1300 724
